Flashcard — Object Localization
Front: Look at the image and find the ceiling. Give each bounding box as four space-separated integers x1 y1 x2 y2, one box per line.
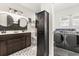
20 3 41 12
19 3 79 13
54 3 79 12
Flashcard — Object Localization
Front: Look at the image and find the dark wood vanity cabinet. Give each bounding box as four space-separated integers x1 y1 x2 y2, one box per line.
0 33 31 56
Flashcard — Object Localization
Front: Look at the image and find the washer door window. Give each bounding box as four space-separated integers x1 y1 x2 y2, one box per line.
54 33 64 44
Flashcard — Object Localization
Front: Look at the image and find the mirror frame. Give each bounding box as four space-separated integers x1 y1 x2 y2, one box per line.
18 18 28 28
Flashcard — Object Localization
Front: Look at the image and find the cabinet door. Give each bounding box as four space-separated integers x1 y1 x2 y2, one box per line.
7 38 21 54
26 33 31 47
0 41 7 56
7 36 26 55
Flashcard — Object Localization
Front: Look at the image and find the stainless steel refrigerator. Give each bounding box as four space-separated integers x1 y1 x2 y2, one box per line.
36 10 49 56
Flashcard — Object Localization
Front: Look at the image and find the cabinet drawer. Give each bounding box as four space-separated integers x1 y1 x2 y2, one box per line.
7 39 21 44
7 42 21 54
7 37 25 44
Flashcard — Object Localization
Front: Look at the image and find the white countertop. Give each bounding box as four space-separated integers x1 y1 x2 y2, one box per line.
0 29 37 35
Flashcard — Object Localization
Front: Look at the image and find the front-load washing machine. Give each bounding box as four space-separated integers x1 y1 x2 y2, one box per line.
54 31 65 48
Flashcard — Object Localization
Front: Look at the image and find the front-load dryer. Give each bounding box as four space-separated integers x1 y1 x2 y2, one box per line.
65 34 79 53
65 34 77 48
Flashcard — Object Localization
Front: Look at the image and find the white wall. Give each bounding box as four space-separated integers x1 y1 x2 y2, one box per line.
54 4 79 30
41 3 53 56
0 3 35 21
20 3 41 12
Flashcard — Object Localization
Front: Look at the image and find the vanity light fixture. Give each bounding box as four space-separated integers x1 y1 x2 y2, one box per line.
9 8 23 15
